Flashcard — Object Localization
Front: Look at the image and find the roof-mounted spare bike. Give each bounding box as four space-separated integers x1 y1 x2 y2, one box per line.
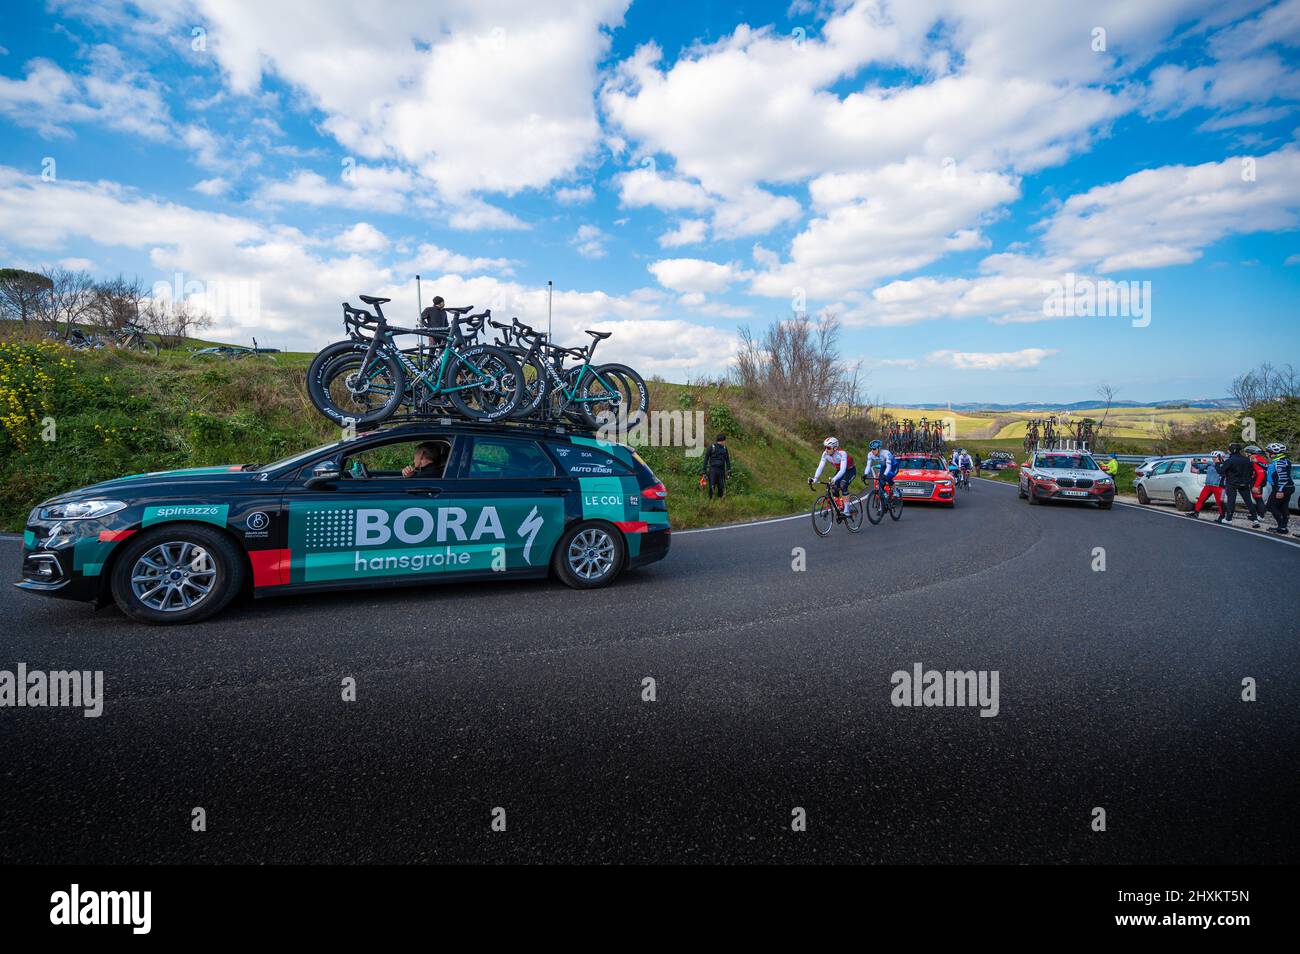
488 315 648 428
306 294 523 427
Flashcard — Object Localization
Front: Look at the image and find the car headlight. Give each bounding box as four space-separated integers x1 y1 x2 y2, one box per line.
37 500 128 521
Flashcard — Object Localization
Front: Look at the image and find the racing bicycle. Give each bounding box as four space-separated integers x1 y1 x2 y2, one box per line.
113 323 159 355
307 295 523 426
810 479 864 536
489 315 648 427
864 474 904 524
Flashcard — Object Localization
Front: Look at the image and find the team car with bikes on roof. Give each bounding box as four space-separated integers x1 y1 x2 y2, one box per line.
16 290 669 625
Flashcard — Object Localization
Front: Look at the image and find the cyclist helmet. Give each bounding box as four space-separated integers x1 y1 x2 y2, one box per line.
1266 441 1287 455
823 437 840 449
869 439 882 450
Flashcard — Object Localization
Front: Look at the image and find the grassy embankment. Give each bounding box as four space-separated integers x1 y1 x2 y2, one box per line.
0 337 822 532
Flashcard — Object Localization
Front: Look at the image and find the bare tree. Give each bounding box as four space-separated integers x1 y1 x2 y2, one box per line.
42 267 97 336
733 311 864 420
1231 362 1299 408
89 274 148 330
141 296 212 348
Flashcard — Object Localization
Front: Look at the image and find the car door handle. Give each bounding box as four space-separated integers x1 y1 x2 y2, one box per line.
406 487 443 497
544 488 571 495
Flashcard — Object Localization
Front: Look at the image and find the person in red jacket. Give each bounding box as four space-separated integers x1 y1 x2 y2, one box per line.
1245 444 1268 527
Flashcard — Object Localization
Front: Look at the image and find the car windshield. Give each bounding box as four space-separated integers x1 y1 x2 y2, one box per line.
898 457 944 470
1038 455 1099 470
253 440 346 474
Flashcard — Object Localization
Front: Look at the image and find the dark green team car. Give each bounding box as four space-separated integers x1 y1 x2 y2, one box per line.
15 423 671 624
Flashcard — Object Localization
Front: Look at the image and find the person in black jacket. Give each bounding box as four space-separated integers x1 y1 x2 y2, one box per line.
1216 442 1256 525
702 434 733 500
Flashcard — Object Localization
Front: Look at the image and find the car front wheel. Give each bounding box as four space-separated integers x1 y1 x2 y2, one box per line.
553 521 626 590
109 525 245 624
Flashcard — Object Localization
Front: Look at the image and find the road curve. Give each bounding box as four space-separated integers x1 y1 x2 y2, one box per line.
1 478 1296 863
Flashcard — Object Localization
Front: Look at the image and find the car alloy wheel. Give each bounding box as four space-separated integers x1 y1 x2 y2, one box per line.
129 541 217 612
567 528 616 582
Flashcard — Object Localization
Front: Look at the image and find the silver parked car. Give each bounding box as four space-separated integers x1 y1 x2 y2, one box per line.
1133 454 1214 511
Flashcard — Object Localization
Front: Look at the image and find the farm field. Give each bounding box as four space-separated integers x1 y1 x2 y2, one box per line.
878 405 1232 441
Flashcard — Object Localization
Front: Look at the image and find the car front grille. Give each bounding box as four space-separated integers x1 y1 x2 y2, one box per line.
896 480 934 494
1074 478 1094 489
1056 478 1075 487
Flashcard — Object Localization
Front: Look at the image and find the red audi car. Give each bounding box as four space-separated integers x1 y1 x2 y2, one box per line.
890 454 957 506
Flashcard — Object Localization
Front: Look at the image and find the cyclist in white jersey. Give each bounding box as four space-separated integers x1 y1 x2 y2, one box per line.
809 437 857 507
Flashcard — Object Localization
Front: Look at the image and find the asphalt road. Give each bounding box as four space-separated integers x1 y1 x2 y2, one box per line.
1 479 1297 864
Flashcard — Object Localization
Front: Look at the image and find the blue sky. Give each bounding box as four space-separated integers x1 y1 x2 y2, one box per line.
1 0 1298 403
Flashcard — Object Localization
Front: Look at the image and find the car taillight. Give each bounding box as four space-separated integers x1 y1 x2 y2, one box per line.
643 482 667 499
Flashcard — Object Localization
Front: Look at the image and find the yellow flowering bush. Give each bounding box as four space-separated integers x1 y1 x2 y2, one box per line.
0 340 75 450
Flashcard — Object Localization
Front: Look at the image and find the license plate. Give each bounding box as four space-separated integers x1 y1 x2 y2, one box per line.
1061 490 1089 497
900 488 926 496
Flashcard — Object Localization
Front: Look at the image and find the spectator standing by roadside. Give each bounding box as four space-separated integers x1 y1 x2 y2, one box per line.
973 452 982 474
1263 442 1294 535
1245 444 1269 525
1215 443 1255 525
1103 453 1119 477
1186 452 1225 519
701 434 733 500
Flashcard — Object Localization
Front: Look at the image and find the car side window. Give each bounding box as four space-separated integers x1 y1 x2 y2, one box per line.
341 439 452 479
1151 461 1171 475
1167 460 1186 474
466 437 555 479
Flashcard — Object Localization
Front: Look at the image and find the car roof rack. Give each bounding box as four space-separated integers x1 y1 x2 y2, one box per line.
356 414 607 441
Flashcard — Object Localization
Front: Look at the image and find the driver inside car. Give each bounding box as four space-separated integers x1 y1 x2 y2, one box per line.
402 441 447 478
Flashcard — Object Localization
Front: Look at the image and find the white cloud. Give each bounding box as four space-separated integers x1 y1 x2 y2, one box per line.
193 177 230 196
658 219 708 247
571 224 607 259
616 166 713 211
554 185 595 204
1040 145 1300 272
751 158 1019 299
334 223 389 254
648 258 747 293
393 243 514 276
168 0 630 204
0 45 171 140
926 348 1058 371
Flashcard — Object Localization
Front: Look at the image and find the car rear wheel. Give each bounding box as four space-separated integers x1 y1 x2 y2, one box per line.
1174 488 1192 512
553 521 625 589
1136 485 1150 505
110 525 245 624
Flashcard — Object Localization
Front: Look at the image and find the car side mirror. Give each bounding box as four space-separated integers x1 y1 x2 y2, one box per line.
305 460 341 489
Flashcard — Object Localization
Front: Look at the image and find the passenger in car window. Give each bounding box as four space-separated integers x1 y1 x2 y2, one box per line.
402 441 448 478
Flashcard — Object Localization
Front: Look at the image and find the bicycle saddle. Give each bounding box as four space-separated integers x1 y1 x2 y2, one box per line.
358 294 390 306
444 305 474 314
585 330 612 340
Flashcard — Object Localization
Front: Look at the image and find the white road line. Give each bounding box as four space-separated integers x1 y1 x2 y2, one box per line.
976 475 1300 550
675 510 809 534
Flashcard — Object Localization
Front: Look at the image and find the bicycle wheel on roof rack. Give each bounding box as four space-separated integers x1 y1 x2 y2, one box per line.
444 344 523 423
307 341 405 426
